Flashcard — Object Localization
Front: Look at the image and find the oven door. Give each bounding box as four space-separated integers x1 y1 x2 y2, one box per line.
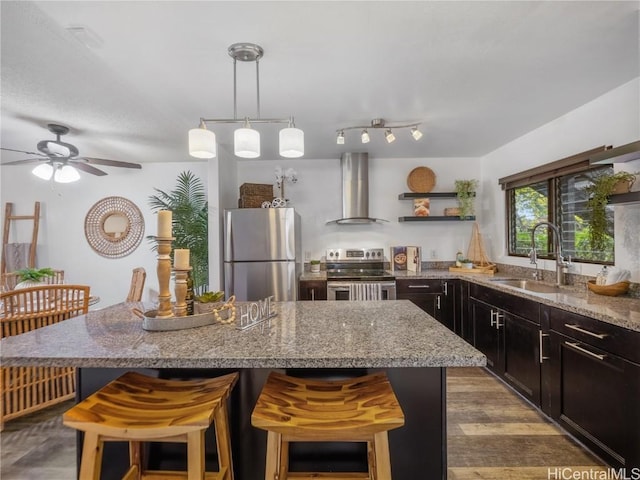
326 281 396 300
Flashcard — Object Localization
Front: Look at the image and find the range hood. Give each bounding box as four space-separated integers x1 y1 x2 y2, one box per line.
327 152 388 225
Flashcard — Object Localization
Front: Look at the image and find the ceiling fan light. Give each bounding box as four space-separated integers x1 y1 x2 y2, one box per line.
411 126 423 141
279 127 304 158
32 163 54 180
234 127 260 158
336 131 345 145
361 129 370 144
54 165 81 183
385 129 396 143
189 127 216 158
46 141 71 157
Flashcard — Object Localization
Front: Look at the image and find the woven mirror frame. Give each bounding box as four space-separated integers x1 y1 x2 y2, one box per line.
84 196 145 258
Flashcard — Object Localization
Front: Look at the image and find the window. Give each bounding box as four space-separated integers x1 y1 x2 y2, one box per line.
500 146 615 264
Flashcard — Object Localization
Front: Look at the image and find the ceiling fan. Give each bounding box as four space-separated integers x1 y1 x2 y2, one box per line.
0 123 142 182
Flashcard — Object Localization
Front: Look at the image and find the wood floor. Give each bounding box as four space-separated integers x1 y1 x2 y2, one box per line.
0 367 607 479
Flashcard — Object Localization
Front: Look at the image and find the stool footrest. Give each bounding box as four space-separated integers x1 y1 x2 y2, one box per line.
286 473 369 479
137 468 225 479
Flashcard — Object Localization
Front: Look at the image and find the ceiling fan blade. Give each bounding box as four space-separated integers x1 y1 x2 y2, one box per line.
71 161 108 176
79 157 142 169
1 147 47 157
1 158 49 166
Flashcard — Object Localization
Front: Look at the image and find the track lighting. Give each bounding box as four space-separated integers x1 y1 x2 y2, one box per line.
411 126 423 141
336 118 422 147
384 129 396 143
189 43 304 159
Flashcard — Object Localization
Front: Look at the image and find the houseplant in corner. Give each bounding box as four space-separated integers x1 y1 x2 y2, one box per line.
148 171 209 296
583 170 637 253
454 179 478 219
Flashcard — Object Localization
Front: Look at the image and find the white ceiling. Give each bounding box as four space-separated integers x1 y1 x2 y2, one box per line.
1 1 638 170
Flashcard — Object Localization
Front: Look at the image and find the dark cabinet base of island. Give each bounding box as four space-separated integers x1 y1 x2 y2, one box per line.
76 366 448 480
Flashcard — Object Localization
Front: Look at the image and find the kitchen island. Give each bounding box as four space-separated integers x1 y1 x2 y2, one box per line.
0 300 485 480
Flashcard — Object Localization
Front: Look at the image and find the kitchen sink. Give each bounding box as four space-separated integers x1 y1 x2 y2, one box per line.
489 278 562 294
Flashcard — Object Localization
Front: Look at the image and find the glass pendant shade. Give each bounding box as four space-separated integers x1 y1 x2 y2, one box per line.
189 128 216 159
54 165 81 183
361 129 370 144
32 163 54 180
279 127 304 158
234 127 260 158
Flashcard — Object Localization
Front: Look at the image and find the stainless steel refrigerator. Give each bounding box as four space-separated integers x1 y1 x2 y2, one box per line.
223 208 301 301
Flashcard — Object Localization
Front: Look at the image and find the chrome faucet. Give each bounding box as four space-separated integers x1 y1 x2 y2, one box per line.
530 221 571 286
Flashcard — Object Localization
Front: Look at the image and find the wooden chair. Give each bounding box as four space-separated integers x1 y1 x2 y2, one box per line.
1 269 65 291
63 371 238 480
126 267 146 302
0 284 89 429
251 371 405 480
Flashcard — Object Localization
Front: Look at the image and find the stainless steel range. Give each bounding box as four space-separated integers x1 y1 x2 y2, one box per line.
325 247 396 300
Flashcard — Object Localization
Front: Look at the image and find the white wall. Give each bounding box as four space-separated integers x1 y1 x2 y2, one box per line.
480 77 640 281
0 161 208 307
236 156 481 262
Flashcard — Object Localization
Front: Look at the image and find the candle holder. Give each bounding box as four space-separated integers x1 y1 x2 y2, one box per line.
156 236 175 318
173 267 192 317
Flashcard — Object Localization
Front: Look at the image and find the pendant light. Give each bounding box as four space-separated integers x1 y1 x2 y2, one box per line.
234 119 260 158
189 43 304 159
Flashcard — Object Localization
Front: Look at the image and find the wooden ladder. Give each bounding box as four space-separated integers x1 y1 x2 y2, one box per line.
1 202 40 274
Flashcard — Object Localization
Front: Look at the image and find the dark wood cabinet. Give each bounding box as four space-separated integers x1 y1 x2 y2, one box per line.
298 280 327 301
545 306 640 469
396 278 457 331
469 284 542 406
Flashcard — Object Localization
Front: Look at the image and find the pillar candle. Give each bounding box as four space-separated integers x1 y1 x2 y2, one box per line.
157 210 172 238
174 249 190 269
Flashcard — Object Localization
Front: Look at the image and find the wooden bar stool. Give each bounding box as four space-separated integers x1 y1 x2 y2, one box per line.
63 371 238 480
251 371 404 480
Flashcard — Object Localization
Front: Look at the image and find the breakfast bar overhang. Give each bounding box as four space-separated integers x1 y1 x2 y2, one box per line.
0 300 486 480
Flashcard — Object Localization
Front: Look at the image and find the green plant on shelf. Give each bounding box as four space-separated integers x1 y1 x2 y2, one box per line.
582 170 637 252
454 179 478 219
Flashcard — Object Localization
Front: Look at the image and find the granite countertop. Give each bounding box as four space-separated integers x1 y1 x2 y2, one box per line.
0 300 486 370
301 270 640 332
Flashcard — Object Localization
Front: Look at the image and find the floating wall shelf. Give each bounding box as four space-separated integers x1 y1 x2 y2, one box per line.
399 216 476 222
398 192 476 222
608 191 640 206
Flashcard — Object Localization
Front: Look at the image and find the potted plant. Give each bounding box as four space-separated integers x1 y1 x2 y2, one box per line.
310 259 321 273
459 258 474 269
15 267 55 289
583 170 637 252
454 179 478 219
148 171 209 296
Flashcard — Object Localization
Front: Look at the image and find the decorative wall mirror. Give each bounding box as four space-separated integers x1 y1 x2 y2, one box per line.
84 196 145 258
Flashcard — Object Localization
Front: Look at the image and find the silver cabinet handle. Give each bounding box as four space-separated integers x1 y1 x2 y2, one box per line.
311 289 315 301
565 341 606 361
564 324 608 339
443 282 448 296
539 330 549 363
408 284 432 289
490 310 504 329
437 295 441 309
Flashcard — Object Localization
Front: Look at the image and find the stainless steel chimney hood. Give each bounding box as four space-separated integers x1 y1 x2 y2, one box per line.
327 152 388 225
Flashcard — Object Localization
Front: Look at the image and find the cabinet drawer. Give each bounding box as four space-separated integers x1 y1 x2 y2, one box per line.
469 283 540 324
396 279 443 294
547 306 640 363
